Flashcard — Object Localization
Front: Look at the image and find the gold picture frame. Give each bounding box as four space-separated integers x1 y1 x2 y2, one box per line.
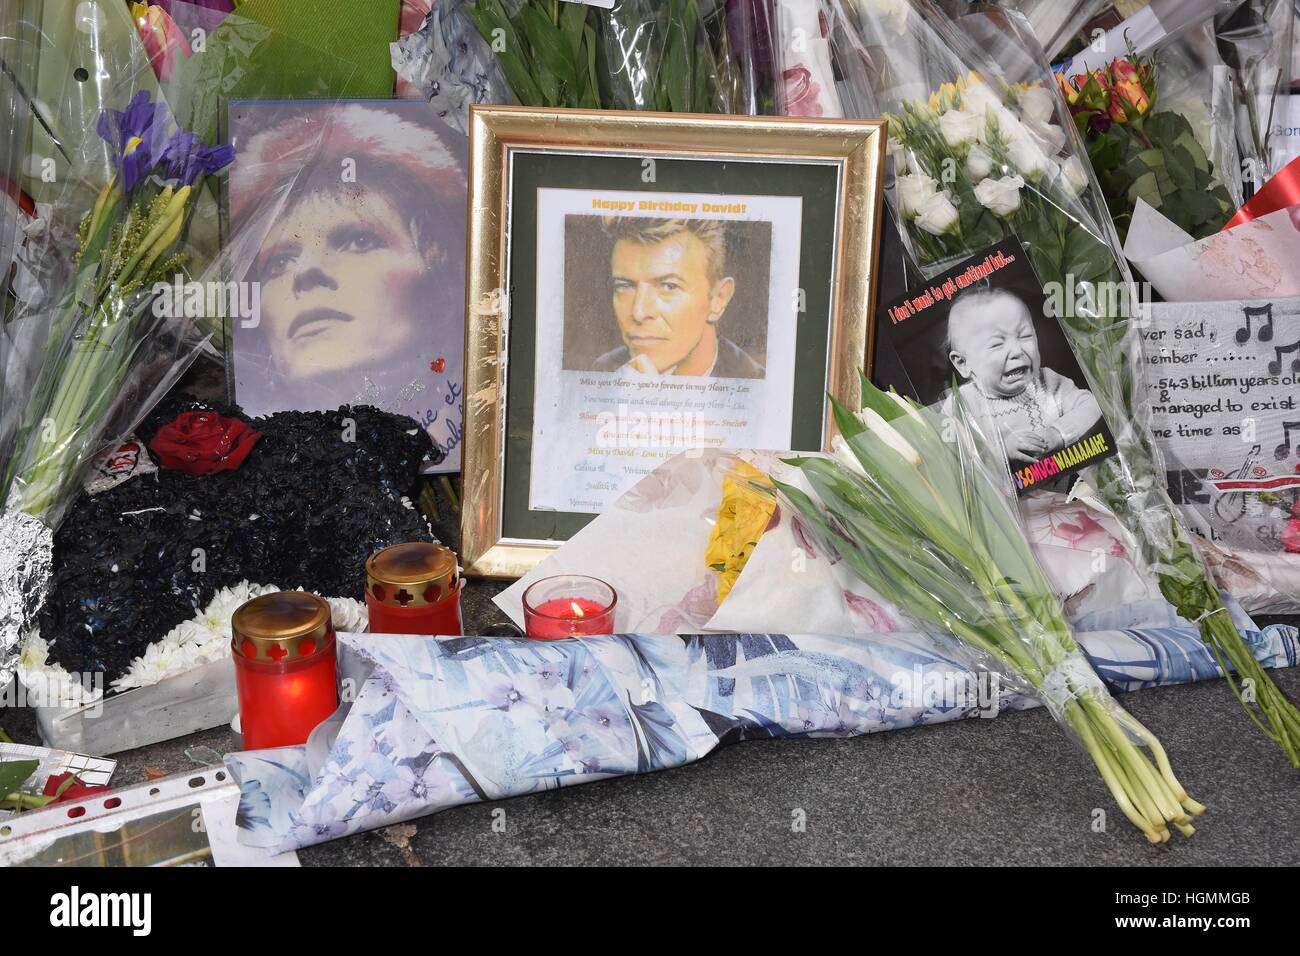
462 105 887 580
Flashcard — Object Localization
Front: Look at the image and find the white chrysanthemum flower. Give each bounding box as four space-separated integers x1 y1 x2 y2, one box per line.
327 596 369 633
105 580 359 693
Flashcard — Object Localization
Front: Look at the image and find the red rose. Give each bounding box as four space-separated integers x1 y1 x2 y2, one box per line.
148 410 262 475
43 772 109 804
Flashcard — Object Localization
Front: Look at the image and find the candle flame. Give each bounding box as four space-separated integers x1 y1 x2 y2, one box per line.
571 601 585 618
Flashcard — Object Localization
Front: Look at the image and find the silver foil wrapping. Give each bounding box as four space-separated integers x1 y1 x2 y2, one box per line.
0 509 53 689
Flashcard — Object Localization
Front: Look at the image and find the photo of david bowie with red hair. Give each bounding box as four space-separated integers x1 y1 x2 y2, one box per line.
227 100 467 468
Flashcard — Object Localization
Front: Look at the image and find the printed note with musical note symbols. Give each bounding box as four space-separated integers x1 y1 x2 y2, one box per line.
1236 303 1275 344
1277 421 1300 461
1143 298 1300 553
1267 338 1300 376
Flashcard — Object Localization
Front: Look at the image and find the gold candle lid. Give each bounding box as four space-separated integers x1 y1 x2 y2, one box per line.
366 542 459 608
231 591 335 662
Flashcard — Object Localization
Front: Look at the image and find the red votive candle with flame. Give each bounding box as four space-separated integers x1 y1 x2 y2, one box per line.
364 542 463 635
232 592 338 750
522 574 617 639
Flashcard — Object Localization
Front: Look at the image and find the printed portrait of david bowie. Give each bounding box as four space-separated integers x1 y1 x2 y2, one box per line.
943 288 1102 464
230 103 464 417
591 217 765 379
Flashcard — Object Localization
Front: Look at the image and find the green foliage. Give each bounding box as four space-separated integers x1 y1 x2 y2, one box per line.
464 0 719 112
463 0 601 108
1088 111 1235 243
0 760 38 801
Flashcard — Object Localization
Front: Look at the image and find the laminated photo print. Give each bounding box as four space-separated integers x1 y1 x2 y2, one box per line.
224 99 467 472
876 238 1116 495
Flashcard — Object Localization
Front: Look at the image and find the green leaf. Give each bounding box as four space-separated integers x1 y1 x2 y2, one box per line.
1127 170 1161 207
0 760 39 800
1087 133 1125 171
465 3 547 105
519 4 579 98
559 0 588 60
581 24 601 108
829 393 866 440
1064 229 1116 286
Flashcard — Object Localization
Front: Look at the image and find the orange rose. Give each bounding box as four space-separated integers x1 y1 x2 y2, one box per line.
1107 58 1152 122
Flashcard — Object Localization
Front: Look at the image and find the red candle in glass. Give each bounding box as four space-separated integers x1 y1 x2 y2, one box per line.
231 592 338 750
522 575 617 639
364 542 463 635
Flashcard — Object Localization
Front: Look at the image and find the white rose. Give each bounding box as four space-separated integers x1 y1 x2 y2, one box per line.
1025 116 1067 154
870 0 911 34
989 106 1029 145
1008 136 1049 180
966 144 995 181
938 108 980 148
963 81 1003 118
896 172 939 217
974 174 1026 216
1018 85 1056 124
1056 155 1090 197
914 191 960 235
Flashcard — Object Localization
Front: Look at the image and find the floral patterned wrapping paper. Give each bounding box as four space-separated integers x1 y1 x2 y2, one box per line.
226 619 1298 854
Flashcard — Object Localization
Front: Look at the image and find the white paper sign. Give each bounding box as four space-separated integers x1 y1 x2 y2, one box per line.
1124 198 1300 302
1142 297 1300 553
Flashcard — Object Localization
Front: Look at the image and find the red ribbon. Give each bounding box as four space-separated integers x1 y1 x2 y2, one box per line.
1223 155 1300 230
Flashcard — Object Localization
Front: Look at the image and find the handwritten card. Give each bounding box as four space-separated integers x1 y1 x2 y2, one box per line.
1143 297 1300 553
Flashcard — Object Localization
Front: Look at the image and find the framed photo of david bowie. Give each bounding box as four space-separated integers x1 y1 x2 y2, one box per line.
462 106 887 579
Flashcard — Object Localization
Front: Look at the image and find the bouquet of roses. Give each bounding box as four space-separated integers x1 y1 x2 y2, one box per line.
783 0 1300 765
1058 49 1236 243
779 379 1206 843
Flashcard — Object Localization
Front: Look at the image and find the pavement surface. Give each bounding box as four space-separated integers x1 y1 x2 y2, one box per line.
5 581 1298 866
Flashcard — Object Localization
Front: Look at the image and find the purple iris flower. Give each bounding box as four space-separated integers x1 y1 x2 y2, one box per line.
96 90 170 192
160 131 234 186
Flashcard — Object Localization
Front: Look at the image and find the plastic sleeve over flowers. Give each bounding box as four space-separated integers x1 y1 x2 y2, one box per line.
773 381 1207 842
442 0 730 113
793 0 1300 763
0 6 362 529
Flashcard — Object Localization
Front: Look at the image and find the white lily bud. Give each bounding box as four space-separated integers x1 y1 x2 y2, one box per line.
859 407 922 467
886 390 928 427
831 434 867 477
